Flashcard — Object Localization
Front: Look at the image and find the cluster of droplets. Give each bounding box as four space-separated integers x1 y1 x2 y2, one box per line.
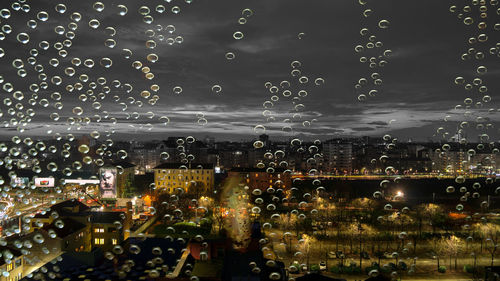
255 60 324 137
0 0 201 277
434 0 500 210
26 232 192 280
0 0 194 182
355 0 392 102
225 8 254 61
444 0 500 142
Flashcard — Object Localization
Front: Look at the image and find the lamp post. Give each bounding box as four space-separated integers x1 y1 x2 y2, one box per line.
358 222 364 269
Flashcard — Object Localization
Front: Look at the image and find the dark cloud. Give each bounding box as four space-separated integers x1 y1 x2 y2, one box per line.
0 0 498 142
368 121 388 126
352 127 376 132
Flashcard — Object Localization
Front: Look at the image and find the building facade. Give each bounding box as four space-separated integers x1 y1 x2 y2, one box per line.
228 168 291 191
323 140 353 174
154 163 214 194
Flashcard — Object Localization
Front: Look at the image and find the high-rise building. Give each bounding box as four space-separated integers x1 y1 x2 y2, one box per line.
323 140 353 174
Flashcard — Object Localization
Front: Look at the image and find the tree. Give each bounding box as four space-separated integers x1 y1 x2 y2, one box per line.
212 206 225 235
154 191 172 219
187 181 207 199
422 203 443 234
441 235 463 270
351 197 376 214
431 237 447 271
414 205 426 236
355 223 375 270
345 223 358 254
480 223 500 266
280 213 298 253
298 234 317 267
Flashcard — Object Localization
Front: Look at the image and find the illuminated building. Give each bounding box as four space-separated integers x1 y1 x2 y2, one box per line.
90 211 129 251
153 163 214 194
324 140 353 174
228 167 291 191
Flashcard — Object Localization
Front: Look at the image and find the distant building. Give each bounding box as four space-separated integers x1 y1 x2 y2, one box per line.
427 143 499 174
112 161 136 198
228 167 292 191
130 141 163 173
324 140 353 174
153 163 214 194
220 150 248 169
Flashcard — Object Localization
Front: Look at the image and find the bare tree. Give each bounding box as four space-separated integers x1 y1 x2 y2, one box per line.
481 223 500 267
431 237 447 271
442 235 463 270
298 234 317 267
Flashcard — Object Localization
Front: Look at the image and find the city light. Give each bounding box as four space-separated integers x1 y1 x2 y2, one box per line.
0 1 498 280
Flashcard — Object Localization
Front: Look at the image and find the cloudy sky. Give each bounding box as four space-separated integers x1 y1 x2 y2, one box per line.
0 0 498 142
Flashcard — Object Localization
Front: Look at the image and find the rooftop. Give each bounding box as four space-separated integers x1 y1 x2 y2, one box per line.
0 246 23 266
229 167 289 174
42 217 87 238
111 161 136 169
154 163 214 170
88 211 125 224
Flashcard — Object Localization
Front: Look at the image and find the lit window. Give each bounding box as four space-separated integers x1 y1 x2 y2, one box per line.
94 238 105 245
112 239 117 245
6 263 13 271
94 228 104 233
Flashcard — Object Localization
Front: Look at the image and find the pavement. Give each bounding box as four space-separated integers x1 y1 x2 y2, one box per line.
290 271 475 281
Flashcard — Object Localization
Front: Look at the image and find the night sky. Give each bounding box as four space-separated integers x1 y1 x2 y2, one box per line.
0 0 498 142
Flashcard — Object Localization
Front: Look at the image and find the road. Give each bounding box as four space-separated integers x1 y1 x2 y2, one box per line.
292 174 489 180
0 200 14 219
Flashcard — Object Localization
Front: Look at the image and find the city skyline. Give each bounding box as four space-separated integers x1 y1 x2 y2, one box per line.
0 1 499 281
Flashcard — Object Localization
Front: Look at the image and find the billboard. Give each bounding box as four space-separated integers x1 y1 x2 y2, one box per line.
99 168 117 199
64 179 100 185
35 178 55 187
11 177 29 187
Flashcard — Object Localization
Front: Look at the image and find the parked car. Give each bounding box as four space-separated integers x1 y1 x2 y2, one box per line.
336 251 344 258
328 251 336 259
319 261 327 271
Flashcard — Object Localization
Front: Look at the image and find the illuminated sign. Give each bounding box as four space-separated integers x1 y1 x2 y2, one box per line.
64 179 100 185
35 178 55 187
99 168 117 199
